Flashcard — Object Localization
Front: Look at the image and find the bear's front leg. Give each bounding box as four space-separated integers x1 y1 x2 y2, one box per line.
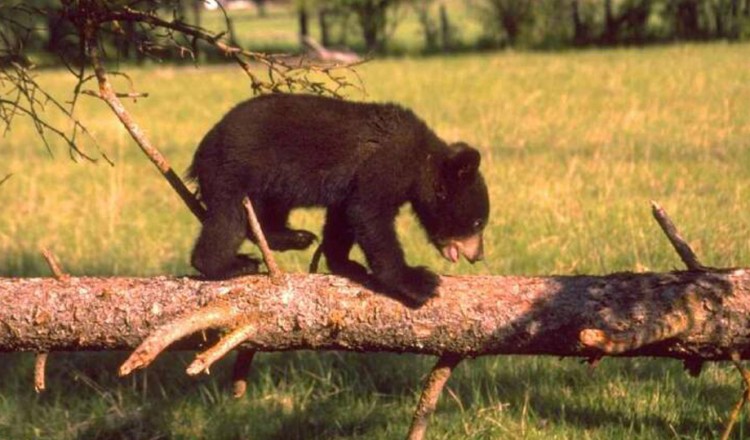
322 206 369 283
348 204 440 307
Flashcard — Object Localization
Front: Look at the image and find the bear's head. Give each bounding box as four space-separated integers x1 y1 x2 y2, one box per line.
414 142 489 264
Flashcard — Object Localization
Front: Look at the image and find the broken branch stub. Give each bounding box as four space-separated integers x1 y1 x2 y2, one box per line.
650 201 706 271
407 354 463 440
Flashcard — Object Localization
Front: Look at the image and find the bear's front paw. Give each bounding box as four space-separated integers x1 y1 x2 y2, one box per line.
402 266 440 303
378 266 440 307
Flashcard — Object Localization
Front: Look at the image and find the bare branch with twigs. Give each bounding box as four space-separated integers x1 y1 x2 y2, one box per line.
1 2 364 167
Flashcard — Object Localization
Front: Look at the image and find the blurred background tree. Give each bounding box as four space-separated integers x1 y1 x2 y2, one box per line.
5 0 750 67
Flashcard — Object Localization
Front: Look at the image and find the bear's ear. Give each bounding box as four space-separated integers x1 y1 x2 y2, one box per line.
445 143 481 182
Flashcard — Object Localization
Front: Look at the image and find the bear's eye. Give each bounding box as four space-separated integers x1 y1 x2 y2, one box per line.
472 219 484 230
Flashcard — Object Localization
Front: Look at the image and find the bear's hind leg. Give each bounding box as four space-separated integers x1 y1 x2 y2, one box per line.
192 196 260 279
249 198 316 251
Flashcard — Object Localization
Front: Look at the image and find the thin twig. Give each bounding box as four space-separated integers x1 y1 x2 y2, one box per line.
242 197 281 281
0 61 103 163
0 173 11 186
721 351 750 440
41 247 69 281
186 323 257 376
651 201 706 271
34 352 48 393
407 354 463 440
232 349 256 398
81 90 148 99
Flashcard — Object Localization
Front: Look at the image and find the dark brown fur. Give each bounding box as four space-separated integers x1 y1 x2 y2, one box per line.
189 94 489 306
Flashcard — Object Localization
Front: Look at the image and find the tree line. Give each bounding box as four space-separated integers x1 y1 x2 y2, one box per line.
470 0 750 48
311 0 750 51
2 0 750 68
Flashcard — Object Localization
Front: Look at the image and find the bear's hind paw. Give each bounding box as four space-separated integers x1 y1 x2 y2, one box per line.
267 229 318 251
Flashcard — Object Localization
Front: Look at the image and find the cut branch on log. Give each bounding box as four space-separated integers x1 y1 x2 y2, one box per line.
41 247 68 282
242 197 281 280
408 354 463 440
651 201 706 271
720 351 750 440
36 247 68 393
34 352 48 393
232 350 256 398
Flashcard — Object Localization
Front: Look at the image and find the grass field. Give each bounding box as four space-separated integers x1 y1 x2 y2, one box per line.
2 42 750 439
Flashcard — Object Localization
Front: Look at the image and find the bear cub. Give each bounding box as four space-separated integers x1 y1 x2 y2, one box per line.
189 93 489 306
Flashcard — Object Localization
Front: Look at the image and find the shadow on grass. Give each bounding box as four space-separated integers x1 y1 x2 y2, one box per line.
454 356 733 438
0 348 741 439
0 351 424 439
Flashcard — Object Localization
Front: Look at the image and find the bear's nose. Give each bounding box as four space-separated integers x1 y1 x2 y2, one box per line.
466 240 484 264
459 233 483 264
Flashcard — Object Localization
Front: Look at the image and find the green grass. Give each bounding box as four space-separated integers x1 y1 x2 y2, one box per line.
2 42 750 439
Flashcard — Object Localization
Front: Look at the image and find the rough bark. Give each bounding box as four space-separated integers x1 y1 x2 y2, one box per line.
1 269 749 360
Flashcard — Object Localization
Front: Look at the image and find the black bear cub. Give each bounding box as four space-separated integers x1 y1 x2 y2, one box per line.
189 93 489 306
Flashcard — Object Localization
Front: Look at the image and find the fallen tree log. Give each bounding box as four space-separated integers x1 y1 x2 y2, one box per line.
1 269 748 360
4 251 750 440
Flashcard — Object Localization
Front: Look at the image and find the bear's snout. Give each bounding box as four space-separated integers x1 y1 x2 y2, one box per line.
440 233 484 264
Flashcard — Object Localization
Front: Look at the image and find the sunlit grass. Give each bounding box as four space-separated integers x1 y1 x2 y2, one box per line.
2 43 750 439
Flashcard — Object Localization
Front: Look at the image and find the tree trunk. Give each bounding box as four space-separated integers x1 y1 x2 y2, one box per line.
252 0 267 17
714 2 726 37
603 0 618 44
2 269 749 361
299 5 309 39
354 0 390 52
318 8 331 47
571 0 587 45
675 0 702 39
439 3 452 51
730 0 740 38
414 2 438 51
191 0 202 59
